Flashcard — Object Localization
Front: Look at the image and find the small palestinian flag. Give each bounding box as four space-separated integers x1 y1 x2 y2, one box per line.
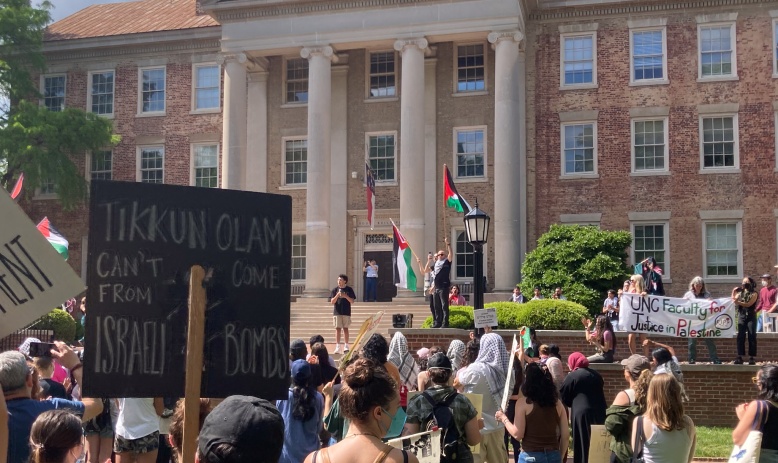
443 165 471 213
36 217 69 260
392 221 417 291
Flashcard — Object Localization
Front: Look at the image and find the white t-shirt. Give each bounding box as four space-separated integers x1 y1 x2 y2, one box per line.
458 366 502 433
116 398 160 439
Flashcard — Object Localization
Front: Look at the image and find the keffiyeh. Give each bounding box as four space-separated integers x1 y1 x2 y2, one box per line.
388 332 419 390
447 340 466 371
468 333 508 407
18 337 41 357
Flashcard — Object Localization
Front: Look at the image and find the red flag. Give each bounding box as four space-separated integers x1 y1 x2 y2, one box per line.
366 162 376 230
10 173 24 199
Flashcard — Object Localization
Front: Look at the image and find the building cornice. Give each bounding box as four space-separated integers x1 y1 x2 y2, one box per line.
530 0 774 21
45 39 221 62
43 26 221 54
205 0 462 21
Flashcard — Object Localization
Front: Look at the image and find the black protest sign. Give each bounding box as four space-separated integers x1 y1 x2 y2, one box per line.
83 181 291 399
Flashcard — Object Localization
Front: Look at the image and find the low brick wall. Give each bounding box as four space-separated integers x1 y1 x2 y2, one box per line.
390 328 774 427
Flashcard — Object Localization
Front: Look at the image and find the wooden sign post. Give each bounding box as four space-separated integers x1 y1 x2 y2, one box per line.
182 265 206 463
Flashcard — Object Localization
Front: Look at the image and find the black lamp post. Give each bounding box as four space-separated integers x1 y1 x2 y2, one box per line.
464 201 490 336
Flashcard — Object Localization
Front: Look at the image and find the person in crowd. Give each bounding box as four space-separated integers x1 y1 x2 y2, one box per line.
168 398 214 462
643 339 687 401
447 339 467 373
640 257 665 296
606 362 652 463
683 277 721 364
114 398 163 463
18 338 67 384
28 410 85 463
405 353 482 461
84 397 114 463
502 349 525 463
197 396 285 463
277 360 324 463
551 287 566 300
419 238 453 328
531 287 543 301
330 274 356 354
417 346 442 392
388 332 419 411
626 274 649 357
309 335 337 368
524 328 541 359
497 362 569 463
560 352 607 463
363 259 379 302
292 340 322 391
362 334 401 391
2 344 102 463
603 289 620 331
310 342 340 390
733 276 759 365
509 286 527 303
453 341 480 391
306 358 418 463
631 374 696 463
32 357 67 400
539 345 565 390
733 364 778 463
420 252 438 323
457 333 509 463
449 285 466 306
582 315 616 363
757 274 777 333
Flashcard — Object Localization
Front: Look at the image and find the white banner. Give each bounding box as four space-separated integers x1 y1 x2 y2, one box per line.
619 293 736 338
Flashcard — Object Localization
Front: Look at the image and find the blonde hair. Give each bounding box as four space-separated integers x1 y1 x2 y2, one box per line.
630 274 646 294
539 344 550 356
645 374 686 431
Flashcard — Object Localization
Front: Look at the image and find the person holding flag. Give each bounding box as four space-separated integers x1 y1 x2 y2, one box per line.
418 238 453 328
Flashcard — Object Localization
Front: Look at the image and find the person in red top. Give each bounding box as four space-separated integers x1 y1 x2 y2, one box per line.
757 273 778 332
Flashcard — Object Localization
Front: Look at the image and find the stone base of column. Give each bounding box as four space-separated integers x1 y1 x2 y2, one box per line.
393 288 425 299
301 289 332 298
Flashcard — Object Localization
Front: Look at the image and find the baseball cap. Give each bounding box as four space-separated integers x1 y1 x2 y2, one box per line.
620 354 650 377
290 339 307 359
291 359 311 384
427 352 452 370
761 274 772 279
198 395 284 463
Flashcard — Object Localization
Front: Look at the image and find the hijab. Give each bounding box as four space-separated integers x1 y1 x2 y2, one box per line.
568 352 589 371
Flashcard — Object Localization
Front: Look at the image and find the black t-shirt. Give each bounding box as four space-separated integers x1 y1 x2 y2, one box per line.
39 378 68 399
330 286 355 316
433 259 452 288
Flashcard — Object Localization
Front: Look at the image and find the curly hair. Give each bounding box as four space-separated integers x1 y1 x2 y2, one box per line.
520 362 558 408
594 315 617 349
339 358 396 422
633 369 653 413
361 334 389 364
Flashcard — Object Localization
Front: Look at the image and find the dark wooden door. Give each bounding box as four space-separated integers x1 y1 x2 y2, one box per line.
363 251 396 302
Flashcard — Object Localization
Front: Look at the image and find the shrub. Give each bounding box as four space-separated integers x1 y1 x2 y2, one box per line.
34 309 77 343
421 300 589 330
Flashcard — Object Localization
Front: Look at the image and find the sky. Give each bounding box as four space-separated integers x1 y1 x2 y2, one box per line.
49 0 134 22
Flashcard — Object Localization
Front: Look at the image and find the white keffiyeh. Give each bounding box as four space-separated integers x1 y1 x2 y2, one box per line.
388 332 419 390
469 333 508 407
447 340 466 371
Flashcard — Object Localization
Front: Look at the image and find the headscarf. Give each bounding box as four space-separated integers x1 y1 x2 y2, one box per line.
447 340 466 371
567 352 589 371
388 332 419 391
468 333 508 407
18 337 41 358
417 347 430 360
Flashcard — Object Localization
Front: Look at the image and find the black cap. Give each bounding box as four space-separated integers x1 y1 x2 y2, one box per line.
428 352 452 370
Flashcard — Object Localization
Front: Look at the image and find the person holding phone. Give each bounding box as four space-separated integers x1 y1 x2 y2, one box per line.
330 274 356 354
363 259 379 302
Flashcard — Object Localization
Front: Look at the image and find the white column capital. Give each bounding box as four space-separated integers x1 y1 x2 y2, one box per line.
488 31 524 45
300 45 338 62
216 52 248 66
393 38 429 54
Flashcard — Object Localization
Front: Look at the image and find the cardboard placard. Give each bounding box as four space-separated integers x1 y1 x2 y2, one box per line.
82 181 292 399
0 191 84 338
501 335 518 412
473 307 497 328
588 425 612 463
388 430 441 463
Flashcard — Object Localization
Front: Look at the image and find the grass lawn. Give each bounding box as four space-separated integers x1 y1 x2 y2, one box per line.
695 426 733 458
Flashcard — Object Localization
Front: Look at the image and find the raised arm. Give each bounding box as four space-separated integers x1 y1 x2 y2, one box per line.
643 338 675 358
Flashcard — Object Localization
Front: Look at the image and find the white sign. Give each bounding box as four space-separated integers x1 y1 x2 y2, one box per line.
501 335 518 412
619 293 737 338
388 430 441 463
473 307 498 328
0 192 84 338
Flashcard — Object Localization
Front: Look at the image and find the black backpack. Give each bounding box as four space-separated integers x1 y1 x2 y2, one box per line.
422 391 463 463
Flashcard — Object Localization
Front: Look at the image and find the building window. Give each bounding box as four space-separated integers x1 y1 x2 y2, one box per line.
456 44 486 92
562 122 596 175
454 231 474 279
561 34 596 86
139 147 164 183
455 128 486 178
704 222 740 277
88 71 114 116
699 24 736 78
284 139 307 185
632 223 667 274
39 178 56 196
631 29 666 82
42 75 66 112
366 133 396 182
140 67 166 113
194 64 220 110
700 115 737 169
285 58 309 104
292 234 306 281
632 119 667 172
193 144 218 188
90 150 113 180
368 52 396 98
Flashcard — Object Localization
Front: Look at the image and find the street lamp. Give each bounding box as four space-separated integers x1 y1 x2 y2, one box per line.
464 201 490 336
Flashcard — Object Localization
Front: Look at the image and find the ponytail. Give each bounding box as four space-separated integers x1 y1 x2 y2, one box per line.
292 385 316 421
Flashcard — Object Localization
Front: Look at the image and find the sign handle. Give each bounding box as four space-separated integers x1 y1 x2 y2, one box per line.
182 265 207 463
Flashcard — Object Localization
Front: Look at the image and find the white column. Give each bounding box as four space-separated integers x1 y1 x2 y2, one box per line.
488 31 524 291
423 57 438 260
329 64 348 283
301 46 335 297
245 69 268 192
394 38 427 294
220 53 248 190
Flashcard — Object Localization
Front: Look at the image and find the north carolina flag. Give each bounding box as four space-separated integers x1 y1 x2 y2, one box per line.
443 165 472 213
366 162 376 230
37 217 69 260
392 221 417 291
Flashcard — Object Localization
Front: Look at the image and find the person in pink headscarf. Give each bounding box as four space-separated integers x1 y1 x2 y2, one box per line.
560 352 607 463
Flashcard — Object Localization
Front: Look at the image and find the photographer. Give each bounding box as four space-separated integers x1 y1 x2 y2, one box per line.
418 238 453 328
363 259 378 302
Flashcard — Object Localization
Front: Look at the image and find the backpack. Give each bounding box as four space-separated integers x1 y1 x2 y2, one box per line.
422 391 463 463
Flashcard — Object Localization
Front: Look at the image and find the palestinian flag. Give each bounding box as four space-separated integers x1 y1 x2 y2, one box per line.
37 217 69 260
443 165 471 213
392 221 417 291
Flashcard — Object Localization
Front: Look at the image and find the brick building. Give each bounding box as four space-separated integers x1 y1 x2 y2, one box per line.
30 0 778 300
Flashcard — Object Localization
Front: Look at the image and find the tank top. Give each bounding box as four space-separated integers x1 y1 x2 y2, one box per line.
521 402 560 451
642 419 693 463
623 388 636 406
763 401 778 450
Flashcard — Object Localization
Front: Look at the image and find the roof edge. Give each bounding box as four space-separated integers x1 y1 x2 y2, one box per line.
43 25 222 53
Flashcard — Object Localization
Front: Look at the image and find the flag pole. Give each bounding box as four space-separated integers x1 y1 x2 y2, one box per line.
442 164 448 248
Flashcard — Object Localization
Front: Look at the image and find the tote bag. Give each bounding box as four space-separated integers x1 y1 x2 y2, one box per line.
728 401 769 463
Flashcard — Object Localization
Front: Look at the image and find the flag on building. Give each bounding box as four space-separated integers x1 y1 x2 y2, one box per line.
36 217 69 260
10 173 24 199
443 165 472 213
366 162 376 230
392 221 417 291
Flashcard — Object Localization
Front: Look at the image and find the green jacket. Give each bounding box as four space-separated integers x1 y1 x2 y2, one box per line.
604 403 642 463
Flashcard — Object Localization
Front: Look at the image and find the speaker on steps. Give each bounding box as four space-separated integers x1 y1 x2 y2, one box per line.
392 313 413 329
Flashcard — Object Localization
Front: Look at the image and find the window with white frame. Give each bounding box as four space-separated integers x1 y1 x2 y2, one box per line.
561 34 596 86
700 115 737 169
704 222 740 277
285 58 309 104
366 133 396 182
284 139 307 185
632 223 668 274
194 64 220 110
42 75 66 112
39 178 56 196
562 122 596 175
292 234 306 281
193 144 218 187
631 29 666 82
632 119 667 172
140 67 166 113
699 24 736 78
456 44 486 92
454 231 475 279
455 128 486 178
368 52 396 98
89 71 114 116
139 147 164 183
90 150 113 180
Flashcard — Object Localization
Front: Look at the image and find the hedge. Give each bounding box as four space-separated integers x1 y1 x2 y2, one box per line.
34 309 77 343
421 300 590 330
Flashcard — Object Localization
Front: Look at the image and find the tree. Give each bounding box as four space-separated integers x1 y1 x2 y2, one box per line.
520 224 632 314
0 0 117 208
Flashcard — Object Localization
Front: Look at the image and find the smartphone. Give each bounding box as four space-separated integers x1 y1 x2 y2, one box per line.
28 342 56 358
